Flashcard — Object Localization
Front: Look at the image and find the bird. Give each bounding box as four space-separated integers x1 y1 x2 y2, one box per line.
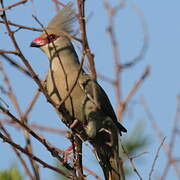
30 3 127 180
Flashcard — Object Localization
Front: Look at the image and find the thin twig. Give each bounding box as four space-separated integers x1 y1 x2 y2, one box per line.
0 0 28 11
0 119 67 135
149 137 166 180
160 96 180 180
0 123 34 180
0 132 73 179
24 89 40 118
104 0 125 104
75 136 85 180
121 5 149 69
120 140 143 180
51 0 65 7
0 20 42 32
97 73 115 86
0 50 19 55
0 104 74 171
141 96 180 179
0 63 40 179
0 53 31 77
117 66 150 120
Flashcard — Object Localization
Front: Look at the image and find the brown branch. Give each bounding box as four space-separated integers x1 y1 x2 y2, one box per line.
120 139 143 180
104 0 125 104
141 96 180 180
0 63 41 179
24 89 40 118
0 0 28 11
0 53 31 77
121 5 148 69
0 123 34 180
1 3 49 101
0 20 42 32
160 96 180 180
77 0 96 80
74 136 85 180
97 73 115 86
1 0 67 126
51 0 66 7
83 167 102 180
0 131 73 179
0 50 19 55
149 137 166 180
117 65 150 120
0 63 22 116
0 105 74 171
0 119 67 135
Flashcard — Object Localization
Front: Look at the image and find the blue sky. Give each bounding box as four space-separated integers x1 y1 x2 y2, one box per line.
0 0 180 180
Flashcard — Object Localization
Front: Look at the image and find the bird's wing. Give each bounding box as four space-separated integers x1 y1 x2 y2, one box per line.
78 73 127 134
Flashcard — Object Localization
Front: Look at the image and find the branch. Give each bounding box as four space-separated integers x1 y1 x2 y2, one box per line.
141 96 180 179
0 105 74 171
0 0 28 11
0 63 40 179
121 5 149 69
0 131 73 179
0 119 67 135
0 50 19 55
149 137 166 180
104 0 124 103
120 139 143 180
160 96 180 180
0 123 34 180
0 20 42 32
0 53 31 77
117 65 150 120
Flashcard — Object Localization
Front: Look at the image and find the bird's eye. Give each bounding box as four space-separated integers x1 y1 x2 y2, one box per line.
49 35 55 39
47 34 59 42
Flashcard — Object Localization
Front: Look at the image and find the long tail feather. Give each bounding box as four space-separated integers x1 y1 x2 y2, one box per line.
91 120 125 180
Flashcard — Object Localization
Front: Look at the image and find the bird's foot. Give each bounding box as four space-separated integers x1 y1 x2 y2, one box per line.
63 142 77 162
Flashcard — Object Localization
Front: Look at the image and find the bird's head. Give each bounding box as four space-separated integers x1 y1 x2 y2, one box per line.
30 2 75 52
30 33 60 48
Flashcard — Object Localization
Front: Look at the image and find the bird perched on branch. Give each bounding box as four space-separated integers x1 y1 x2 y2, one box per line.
30 3 127 180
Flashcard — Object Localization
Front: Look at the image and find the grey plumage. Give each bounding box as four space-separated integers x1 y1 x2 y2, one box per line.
31 3 127 180
46 2 76 35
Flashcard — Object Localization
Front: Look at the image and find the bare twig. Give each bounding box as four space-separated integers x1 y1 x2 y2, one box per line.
77 0 96 80
0 123 34 180
97 73 115 85
141 96 180 180
0 50 19 55
104 0 124 104
0 63 40 179
0 53 31 77
149 137 166 180
75 136 85 180
51 0 65 7
0 119 67 135
160 96 180 180
120 140 143 180
0 131 73 179
0 20 42 32
0 0 28 11
121 5 148 69
117 66 150 120
24 89 40 117
0 104 74 171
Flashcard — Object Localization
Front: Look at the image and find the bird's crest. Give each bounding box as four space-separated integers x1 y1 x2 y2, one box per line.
46 2 76 36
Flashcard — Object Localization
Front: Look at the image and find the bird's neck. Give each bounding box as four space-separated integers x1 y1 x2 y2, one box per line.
42 38 81 74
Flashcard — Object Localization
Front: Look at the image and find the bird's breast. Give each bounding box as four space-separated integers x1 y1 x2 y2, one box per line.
46 69 87 122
